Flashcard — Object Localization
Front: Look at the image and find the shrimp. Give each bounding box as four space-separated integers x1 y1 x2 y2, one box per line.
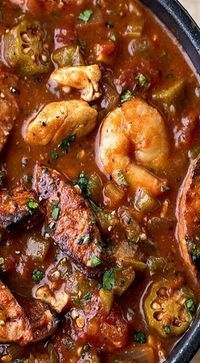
97 98 169 196
24 99 97 146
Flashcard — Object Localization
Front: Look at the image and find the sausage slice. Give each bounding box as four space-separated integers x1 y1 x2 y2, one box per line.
0 280 33 345
33 165 104 276
18 297 58 342
0 184 43 232
176 155 200 282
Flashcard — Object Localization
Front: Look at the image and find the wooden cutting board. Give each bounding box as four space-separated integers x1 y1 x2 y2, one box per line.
175 3 200 363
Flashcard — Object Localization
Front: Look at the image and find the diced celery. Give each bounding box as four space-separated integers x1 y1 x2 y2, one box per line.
53 45 84 67
134 189 157 213
152 79 185 109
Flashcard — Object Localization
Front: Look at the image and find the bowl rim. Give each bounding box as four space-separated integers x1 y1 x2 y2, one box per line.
140 0 200 362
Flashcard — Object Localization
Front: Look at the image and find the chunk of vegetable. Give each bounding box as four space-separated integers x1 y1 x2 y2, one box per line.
4 20 51 76
89 200 117 233
144 277 196 337
87 173 103 203
114 266 135 296
134 188 157 212
104 182 124 207
99 288 114 315
53 45 84 67
147 256 167 275
112 345 155 363
115 240 147 271
152 79 185 110
118 206 141 242
123 18 144 39
103 266 135 296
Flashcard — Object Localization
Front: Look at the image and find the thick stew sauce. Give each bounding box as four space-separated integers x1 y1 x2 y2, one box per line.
0 0 199 362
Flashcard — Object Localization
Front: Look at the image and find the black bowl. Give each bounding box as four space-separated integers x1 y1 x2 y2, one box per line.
140 1 200 362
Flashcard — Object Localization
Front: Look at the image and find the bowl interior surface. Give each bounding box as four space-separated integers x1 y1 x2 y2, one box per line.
140 1 200 362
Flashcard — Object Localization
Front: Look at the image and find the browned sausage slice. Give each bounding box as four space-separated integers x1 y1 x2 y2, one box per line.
0 184 43 232
18 297 58 342
0 280 33 345
0 69 19 152
176 155 200 283
33 165 104 276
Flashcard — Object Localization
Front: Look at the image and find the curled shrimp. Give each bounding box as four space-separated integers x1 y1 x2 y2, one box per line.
97 98 169 196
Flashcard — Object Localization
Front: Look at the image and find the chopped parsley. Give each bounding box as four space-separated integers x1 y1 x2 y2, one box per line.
136 73 149 88
163 325 171 336
77 172 89 196
185 298 196 313
121 90 134 103
51 150 59 160
77 233 91 245
26 198 39 210
83 292 92 301
109 33 117 42
89 215 96 224
78 9 93 23
114 170 129 186
103 268 116 291
161 184 170 192
32 268 44 282
82 343 91 354
134 330 147 344
77 38 86 51
90 255 102 267
59 134 76 152
51 201 60 221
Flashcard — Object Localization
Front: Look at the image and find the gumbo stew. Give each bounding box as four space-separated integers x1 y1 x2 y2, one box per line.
0 0 199 362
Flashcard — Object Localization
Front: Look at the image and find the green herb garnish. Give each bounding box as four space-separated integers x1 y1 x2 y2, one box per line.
103 268 116 291
26 198 39 210
90 255 102 267
77 38 86 51
163 325 171 336
161 185 170 192
185 298 196 313
51 150 59 160
121 90 134 103
59 134 76 152
78 9 93 23
83 292 92 301
32 268 44 282
109 34 117 42
82 343 90 354
51 201 60 221
136 73 149 88
77 233 91 245
77 172 89 195
134 330 147 344
114 170 129 186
